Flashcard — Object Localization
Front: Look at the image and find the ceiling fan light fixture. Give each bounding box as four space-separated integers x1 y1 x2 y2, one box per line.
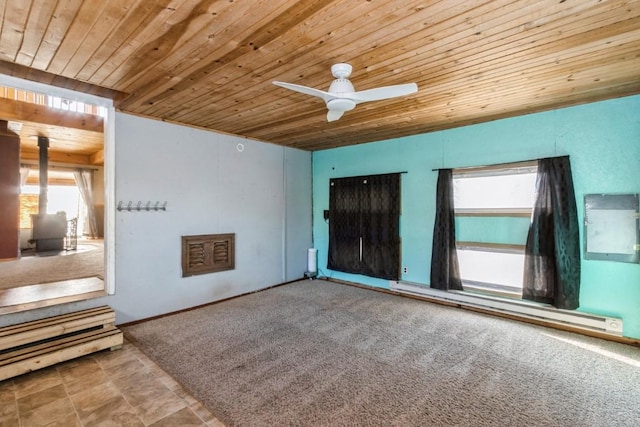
327 98 356 112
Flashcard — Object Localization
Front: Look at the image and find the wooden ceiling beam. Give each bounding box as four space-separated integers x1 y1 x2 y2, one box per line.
0 60 128 101
20 146 94 166
0 97 104 133
90 149 104 166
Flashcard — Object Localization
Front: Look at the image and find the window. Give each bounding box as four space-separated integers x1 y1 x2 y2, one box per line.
453 162 537 297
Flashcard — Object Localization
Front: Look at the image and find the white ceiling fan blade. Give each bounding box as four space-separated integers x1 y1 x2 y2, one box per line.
351 83 418 103
326 110 344 122
273 81 333 102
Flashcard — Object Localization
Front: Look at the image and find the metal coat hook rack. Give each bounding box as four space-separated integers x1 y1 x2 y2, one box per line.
117 201 167 212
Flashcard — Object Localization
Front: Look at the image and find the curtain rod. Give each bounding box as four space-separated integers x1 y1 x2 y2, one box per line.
331 171 408 179
431 155 568 172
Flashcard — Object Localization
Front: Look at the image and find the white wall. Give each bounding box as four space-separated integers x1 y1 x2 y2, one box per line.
1 113 312 325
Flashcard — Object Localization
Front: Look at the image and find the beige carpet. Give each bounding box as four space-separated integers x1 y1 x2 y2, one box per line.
124 280 640 427
0 242 104 289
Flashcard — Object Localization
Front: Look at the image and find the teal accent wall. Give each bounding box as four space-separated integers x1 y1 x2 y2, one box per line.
312 95 640 339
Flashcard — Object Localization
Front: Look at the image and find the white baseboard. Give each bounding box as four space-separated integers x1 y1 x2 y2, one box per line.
390 281 623 336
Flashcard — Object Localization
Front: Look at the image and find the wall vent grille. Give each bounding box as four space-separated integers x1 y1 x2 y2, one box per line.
182 233 235 277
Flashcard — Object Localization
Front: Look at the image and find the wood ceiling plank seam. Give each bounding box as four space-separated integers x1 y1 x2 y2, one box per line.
289 55 640 128
452 58 640 105
235 9 640 126
119 1 350 112
111 2 284 110
336 82 640 145
102 0 248 89
272 83 636 150
329 81 638 136
0 0 30 62
405 27 640 98
214 65 637 140
127 0 492 114
15 0 57 67
398 69 640 123
354 0 558 76
332 0 636 97
139 0 493 120
233 102 438 137
244 64 640 144
304 0 636 93
134 0 396 118
45 0 111 75
90 0 198 85
411 35 640 103
300 61 640 135
30 0 88 70
61 0 143 79
268 2 604 90
6 0 638 150
113 0 302 109
427 5 640 81
77 0 189 83
165 0 615 127
141 3 484 119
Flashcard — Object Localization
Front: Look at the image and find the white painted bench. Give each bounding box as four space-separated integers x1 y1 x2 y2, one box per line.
0 306 123 380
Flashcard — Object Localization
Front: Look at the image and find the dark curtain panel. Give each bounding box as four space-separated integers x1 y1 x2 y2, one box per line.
523 156 581 309
360 174 401 280
328 173 401 280
430 169 462 290
328 176 362 275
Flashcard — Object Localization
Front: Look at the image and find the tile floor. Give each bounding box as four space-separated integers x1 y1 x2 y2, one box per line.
0 340 225 426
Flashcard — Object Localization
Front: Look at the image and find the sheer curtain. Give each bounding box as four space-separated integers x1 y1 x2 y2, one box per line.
523 156 580 309
19 165 30 188
73 168 99 238
430 169 462 291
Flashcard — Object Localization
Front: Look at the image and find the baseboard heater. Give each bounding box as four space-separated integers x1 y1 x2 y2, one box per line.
390 281 623 336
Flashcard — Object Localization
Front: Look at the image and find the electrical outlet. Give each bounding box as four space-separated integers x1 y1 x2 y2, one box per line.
403 266 408 274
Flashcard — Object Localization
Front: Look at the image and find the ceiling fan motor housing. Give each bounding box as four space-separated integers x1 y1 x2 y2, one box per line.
328 78 355 95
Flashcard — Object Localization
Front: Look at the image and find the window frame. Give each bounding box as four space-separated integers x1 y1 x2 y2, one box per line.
452 161 537 297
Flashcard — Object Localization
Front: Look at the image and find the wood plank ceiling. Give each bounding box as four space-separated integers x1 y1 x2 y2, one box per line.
0 0 639 152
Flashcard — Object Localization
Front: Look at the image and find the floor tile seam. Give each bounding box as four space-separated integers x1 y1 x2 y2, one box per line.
134 369 191 426
130 353 211 426
56 365 89 427
113 374 150 426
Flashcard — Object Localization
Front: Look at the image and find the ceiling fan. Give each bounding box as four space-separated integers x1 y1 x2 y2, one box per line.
273 63 418 122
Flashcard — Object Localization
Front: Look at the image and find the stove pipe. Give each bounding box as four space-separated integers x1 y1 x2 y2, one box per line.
37 136 49 215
